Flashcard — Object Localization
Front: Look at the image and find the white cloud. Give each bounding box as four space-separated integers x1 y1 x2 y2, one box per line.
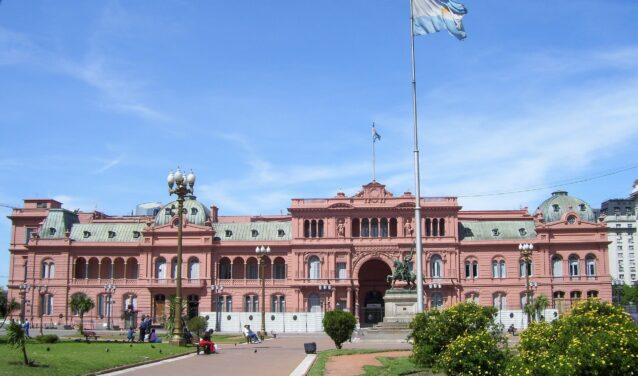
93 156 123 174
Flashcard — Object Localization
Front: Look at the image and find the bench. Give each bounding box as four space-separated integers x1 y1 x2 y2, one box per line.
83 331 99 342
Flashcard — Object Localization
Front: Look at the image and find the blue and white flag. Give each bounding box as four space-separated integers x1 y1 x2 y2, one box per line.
412 0 467 40
372 124 381 142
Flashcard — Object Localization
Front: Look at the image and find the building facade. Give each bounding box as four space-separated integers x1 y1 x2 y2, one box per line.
6 181 611 331
601 180 638 285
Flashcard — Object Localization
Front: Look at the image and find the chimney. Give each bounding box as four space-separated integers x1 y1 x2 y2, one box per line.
210 205 219 223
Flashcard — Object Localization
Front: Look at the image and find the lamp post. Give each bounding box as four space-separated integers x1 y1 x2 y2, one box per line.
104 283 116 330
319 284 333 312
18 283 30 323
211 284 223 332
255 245 270 337
167 168 196 346
519 243 534 326
36 285 48 335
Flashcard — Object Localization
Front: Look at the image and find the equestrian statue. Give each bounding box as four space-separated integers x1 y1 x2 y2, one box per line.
386 246 417 289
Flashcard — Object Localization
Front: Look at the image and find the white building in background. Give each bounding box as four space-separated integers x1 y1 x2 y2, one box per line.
601 180 638 285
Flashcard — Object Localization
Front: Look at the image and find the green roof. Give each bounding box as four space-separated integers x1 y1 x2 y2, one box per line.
536 191 596 223
459 220 536 241
213 221 291 241
71 223 147 242
154 196 210 226
39 209 79 239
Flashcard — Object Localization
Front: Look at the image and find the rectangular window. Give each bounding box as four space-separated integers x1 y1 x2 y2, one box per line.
36 202 47 208
336 262 347 280
472 262 479 278
25 228 36 243
465 263 471 278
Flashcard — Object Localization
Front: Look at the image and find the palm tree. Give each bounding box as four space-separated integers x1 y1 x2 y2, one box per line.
0 298 21 329
6 320 29 365
69 294 95 334
534 295 550 321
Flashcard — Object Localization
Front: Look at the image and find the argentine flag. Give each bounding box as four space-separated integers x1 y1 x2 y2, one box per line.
412 0 467 40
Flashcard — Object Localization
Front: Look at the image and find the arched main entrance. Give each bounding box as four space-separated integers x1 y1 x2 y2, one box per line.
358 258 392 326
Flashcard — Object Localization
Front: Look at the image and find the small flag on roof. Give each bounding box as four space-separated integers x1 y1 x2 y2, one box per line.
412 0 467 40
372 123 381 142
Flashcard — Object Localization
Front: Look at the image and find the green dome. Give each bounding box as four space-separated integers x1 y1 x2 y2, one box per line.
536 191 596 223
154 196 210 226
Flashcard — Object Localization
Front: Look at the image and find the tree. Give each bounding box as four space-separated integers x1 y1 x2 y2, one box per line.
322 310 356 349
438 329 508 376
0 297 20 329
69 294 94 334
507 299 638 375
620 284 638 306
6 320 29 366
164 296 187 339
187 316 208 340
409 302 503 367
524 294 550 322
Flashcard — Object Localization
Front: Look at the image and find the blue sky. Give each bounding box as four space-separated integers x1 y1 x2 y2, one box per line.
1 1 638 286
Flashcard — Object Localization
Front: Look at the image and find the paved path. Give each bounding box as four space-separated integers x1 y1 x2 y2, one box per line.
103 333 411 376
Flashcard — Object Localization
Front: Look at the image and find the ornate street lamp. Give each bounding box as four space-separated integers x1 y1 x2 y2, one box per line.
319 284 333 312
167 168 196 346
104 284 116 330
36 285 48 335
519 243 534 325
211 284 223 332
255 245 270 337
18 283 31 323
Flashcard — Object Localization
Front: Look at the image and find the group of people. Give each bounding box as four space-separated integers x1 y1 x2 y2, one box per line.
125 315 161 343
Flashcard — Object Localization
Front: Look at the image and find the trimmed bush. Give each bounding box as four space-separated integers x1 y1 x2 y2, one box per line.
322 310 356 349
36 334 59 343
409 302 503 367
507 299 638 375
187 316 208 340
438 330 507 376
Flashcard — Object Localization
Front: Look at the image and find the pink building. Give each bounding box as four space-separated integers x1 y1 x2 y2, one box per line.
6 181 611 330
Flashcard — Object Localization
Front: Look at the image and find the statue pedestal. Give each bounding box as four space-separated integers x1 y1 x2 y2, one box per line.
382 288 418 325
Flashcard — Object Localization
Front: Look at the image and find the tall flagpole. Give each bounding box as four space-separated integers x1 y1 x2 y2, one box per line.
372 122 376 182
409 0 424 313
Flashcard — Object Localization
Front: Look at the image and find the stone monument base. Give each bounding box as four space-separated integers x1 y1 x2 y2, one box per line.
381 288 418 326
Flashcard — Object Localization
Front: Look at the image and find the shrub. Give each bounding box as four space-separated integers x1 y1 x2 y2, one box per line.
322 310 356 349
507 299 638 375
187 316 208 340
35 334 59 343
438 330 507 376
409 302 503 367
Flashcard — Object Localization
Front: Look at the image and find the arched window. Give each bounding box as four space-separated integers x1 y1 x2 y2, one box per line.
126 258 139 279
552 256 563 277
380 218 388 237
318 220 324 238
303 220 310 238
219 257 232 279
519 260 532 277
430 255 443 278
273 257 286 279
351 218 360 237
308 293 321 312
587 290 598 298
569 256 580 277
570 290 582 300
41 260 55 279
465 292 479 304
370 218 379 237
439 218 445 236
170 257 178 279
425 218 431 236
465 259 478 278
311 220 317 238
361 218 370 237
247 258 258 279
389 218 398 237
188 258 199 280
430 292 443 309
155 257 166 279
432 218 439 236
75 258 87 279
586 255 596 277
493 293 507 310
308 256 320 280
492 259 506 278
271 295 285 312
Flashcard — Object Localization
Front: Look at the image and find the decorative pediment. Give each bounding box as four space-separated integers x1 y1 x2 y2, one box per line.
353 181 393 204
328 202 354 209
394 201 416 208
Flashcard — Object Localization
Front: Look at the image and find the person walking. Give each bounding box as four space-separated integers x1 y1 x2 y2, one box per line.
138 315 147 342
23 319 31 338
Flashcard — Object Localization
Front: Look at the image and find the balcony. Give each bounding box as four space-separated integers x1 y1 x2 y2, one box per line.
218 278 288 287
69 278 207 288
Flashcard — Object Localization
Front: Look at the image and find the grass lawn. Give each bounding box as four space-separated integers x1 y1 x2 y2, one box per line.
308 348 405 376
362 356 439 376
0 340 193 376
